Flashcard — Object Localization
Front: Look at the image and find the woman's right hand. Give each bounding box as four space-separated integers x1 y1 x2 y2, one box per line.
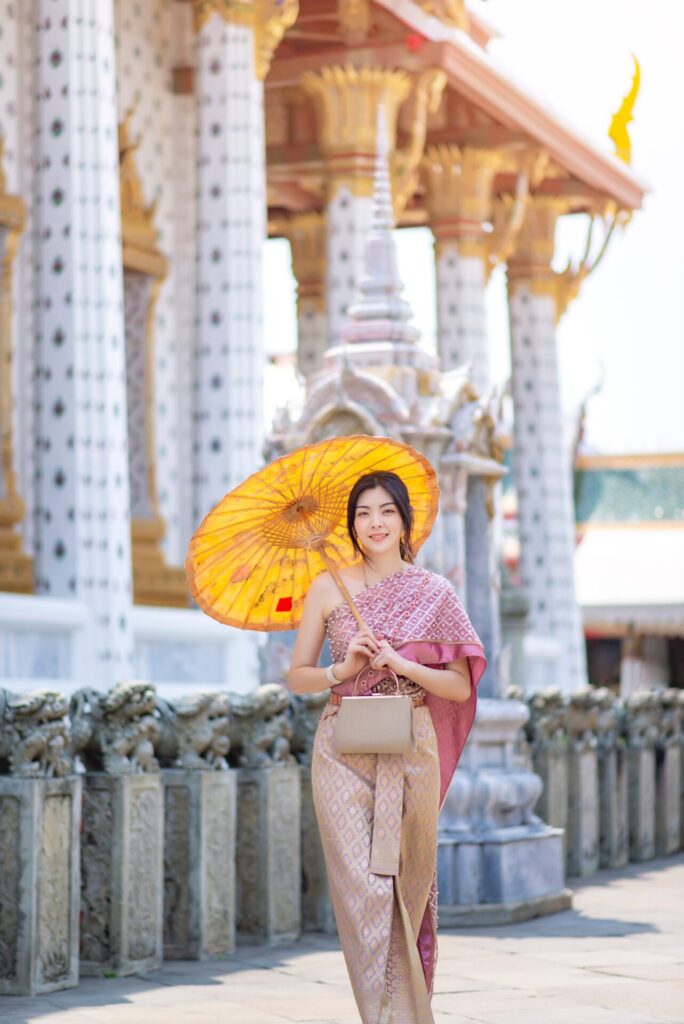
335 627 381 679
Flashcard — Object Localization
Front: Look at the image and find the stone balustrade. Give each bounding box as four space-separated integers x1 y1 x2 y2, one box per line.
2 680 683 994
521 686 684 877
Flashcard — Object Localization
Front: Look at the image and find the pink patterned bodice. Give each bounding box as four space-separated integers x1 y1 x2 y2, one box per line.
325 566 430 697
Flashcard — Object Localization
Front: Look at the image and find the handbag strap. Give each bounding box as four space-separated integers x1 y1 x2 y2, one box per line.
353 665 400 697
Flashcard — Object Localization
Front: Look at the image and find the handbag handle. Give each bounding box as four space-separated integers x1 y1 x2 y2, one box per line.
353 664 401 697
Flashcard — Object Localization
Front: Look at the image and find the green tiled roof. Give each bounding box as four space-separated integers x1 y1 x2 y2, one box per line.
574 467 684 523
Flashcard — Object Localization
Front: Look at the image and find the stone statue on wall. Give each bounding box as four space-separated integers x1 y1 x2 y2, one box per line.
70 681 159 774
155 691 231 770
289 691 329 765
228 683 294 768
0 689 72 777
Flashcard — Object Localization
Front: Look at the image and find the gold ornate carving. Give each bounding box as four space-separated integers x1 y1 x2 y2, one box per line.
338 0 371 41
415 0 469 30
193 0 299 80
119 111 167 280
507 194 625 322
422 143 503 260
393 69 446 217
283 213 326 313
301 65 445 208
423 146 548 272
0 137 33 593
608 54 640 165
193 0 253 34
117 115 187 608
254 0 298 80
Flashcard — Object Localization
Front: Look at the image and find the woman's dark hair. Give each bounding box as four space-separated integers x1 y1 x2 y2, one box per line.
347 471 414 563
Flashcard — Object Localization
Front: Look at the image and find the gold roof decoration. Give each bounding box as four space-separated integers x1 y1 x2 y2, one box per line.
118 109 167 279
416 0 469 30
609 55 640 165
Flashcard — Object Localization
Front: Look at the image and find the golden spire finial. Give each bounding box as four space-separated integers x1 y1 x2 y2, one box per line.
608 54 640 164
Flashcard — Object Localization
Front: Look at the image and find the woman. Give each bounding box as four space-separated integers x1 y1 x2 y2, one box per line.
289 470 486 1024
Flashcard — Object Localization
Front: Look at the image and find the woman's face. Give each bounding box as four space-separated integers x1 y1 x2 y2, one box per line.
353 485 403 559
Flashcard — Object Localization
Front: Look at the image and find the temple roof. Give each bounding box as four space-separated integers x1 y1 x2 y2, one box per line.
266 0 646 222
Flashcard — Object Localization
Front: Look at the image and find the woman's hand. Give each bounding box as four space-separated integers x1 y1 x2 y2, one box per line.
370 639 408 676
336 627 381 679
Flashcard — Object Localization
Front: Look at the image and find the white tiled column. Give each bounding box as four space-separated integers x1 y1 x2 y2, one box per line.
507 198 587 693
422 145 502 393
193 8 266 520
34 0 134 682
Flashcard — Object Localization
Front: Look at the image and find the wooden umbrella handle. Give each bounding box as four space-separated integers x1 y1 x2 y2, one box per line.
317 548 369 631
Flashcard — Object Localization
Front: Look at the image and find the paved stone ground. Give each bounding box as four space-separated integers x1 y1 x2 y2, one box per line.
5 855 684 1024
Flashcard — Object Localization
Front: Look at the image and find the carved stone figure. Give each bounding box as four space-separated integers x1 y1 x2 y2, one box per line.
0 689 72 778
70 682 159 774
228 684 294 768
290 691 329 766
156 692 231 770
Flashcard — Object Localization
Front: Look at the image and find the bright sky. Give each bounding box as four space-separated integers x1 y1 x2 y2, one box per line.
264 0 684 455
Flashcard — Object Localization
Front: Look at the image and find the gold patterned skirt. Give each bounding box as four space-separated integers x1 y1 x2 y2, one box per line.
312 702 440 1024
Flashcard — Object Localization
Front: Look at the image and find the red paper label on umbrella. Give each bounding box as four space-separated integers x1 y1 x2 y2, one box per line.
276 597 293 612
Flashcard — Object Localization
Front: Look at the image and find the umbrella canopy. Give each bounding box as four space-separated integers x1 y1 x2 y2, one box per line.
185 434 439 631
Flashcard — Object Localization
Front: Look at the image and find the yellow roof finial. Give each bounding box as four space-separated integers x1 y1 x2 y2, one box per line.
608 54 641 165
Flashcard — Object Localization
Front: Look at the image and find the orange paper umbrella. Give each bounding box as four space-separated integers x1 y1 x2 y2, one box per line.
185 434 439 631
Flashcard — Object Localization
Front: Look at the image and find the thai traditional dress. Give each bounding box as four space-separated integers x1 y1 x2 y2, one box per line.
312 564 486 1024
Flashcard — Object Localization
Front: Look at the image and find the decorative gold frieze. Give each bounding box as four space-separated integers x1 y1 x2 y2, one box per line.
415 0 468 30
117 115 187 608
302 65 445 208
193 0 298 80
0 138 33 594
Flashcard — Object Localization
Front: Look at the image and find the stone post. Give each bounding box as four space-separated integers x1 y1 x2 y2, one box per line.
524 689 569 855
565 691 599 877
156 691 237 959
284 213 327 378
163 770 237 958
192 0 296 518
0 688 79 996
229 684 301 943
595 689 628 869
655 690 682 857
465 469 506 698
624 691 659 862
290 691 335 933
33 0 134 684
438 698 569 925
506 197 587 694
71 683 164 976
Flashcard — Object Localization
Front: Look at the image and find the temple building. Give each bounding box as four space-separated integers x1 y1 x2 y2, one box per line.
0 0 648 697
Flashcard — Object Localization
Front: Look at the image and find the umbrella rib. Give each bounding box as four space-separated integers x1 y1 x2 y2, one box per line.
192 534 273 584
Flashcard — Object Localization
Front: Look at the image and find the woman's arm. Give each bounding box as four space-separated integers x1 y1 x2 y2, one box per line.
370 641 471 703
288 576 382 694
287 576 330 694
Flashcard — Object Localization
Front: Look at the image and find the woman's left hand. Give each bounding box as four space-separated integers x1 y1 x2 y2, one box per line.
370 640 407 675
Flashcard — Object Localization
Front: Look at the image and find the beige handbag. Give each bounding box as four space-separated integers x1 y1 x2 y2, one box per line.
333 667 414 756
